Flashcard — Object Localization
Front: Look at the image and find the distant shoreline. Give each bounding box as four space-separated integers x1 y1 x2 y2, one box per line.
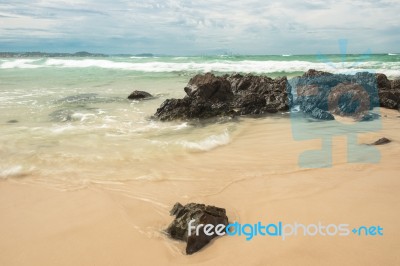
1 52 398 58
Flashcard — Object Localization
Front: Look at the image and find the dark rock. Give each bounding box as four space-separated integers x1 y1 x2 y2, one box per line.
309 107 335 120
379 91 399 109
166 202 229 255
154 97 233 121
327 83 370 117
392 79 400 90
128 90 153 100
360 112 380 122
293 71 388 120
7 119 18 123
155 73 290 120
302 69 333 78
370 137 391 145
233 93 267 115
376 73 391 90
154 70 400 122
184 73 233 102
377 77 400 109
228 75 290 112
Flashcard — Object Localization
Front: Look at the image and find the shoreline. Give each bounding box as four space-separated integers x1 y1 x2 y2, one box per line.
1 109 399 265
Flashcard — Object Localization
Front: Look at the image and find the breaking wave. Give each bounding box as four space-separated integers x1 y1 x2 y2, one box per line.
178 130 231 151
1 58 400 77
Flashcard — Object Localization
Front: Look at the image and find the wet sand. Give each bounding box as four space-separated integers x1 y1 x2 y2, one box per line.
1 109 399 265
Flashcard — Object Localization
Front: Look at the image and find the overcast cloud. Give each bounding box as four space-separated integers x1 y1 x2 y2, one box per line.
0 0 399 55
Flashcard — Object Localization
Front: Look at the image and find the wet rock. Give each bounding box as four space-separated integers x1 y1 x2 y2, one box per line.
377 77 400 109
379 91 399 109
154 70 400 122
359 112 380 122
184 73 233 102
302 69 333 78
228 75 290 112
166 202 229 255
309 107 335 120
233 93 267 115
376 73 392 90
370 137 391 145
327 83 370 117
154 97 233 121
155 73 290 120
56 93 124 106
128 90 153 100
57 93 98 104
293 71 389 120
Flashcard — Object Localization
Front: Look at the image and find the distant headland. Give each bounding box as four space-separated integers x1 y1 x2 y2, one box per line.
0 51 108 58
0 52 158 58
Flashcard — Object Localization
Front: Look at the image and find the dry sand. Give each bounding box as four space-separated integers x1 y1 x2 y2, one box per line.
1 109 399 266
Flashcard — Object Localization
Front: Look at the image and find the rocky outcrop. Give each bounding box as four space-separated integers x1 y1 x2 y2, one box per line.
292 70 399 120
166 202 229 255
378 76 400 109
184 73 233 102
228 74 290 113
155 73 290 120
128 90 153 100
154 70 400 122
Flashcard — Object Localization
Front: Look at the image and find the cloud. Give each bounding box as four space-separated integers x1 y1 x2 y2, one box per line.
0 0 399 54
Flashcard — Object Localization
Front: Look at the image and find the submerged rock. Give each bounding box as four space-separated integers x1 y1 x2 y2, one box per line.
370 137 391 145
57 93 98 104
128 90 153 100
166 202 229 255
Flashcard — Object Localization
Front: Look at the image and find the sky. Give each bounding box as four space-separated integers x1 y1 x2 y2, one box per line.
0 0 399 55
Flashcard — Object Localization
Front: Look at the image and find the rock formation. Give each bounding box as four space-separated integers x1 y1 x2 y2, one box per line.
166 202 229 255
154 70 400 121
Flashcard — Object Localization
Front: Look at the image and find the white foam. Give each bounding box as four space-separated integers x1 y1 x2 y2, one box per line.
178 130 231 151
1 58 399 77
0 165 23 178
0 59 42 69
71 113 96 122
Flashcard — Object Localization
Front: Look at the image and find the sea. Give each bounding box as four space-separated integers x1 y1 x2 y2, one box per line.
1 53 399 189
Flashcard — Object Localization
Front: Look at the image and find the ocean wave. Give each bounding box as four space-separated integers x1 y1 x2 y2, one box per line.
0 59 42 69
1 58 400 77
178 130 231 151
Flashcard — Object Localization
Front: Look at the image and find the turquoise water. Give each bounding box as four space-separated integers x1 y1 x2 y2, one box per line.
0 54 399 186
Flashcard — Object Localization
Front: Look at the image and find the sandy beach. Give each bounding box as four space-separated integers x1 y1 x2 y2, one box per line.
1 108 399 266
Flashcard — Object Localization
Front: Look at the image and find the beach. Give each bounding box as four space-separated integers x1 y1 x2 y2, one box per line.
0 55 400 265
1 109 400 265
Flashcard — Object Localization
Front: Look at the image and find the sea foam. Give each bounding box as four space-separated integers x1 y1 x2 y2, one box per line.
178 130 231 151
